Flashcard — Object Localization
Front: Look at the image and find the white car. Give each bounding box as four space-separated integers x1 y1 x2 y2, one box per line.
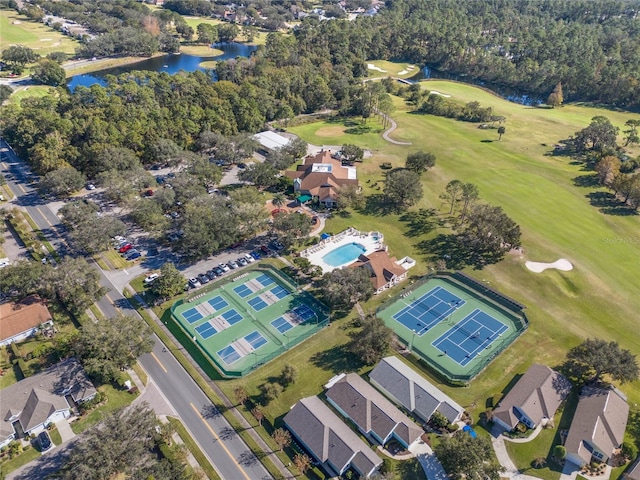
244 253 255 263
86 183 96 190
188 277 201 288
144 273 159 285
219 263 230 272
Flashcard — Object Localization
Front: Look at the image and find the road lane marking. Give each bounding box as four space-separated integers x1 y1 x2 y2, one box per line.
190 403 252 480
150 352 168 373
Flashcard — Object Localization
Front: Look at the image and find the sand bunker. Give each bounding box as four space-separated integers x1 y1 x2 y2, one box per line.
367 63 387 73
397 69 409 75
525 258 573 273
429 90 451 98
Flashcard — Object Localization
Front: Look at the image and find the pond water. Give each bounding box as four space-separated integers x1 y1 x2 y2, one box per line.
67 42 257 90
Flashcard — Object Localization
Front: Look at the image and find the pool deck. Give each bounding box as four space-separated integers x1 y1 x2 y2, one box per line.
302 228 383 273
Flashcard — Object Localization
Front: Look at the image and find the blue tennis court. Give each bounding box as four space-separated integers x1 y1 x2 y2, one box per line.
233 284 253 298
248 296 268 311
182 307 204 324
195 322 217 339
392 286 464 335
293 304 315 321
245 331 268 349
256 273 275 287
432 309 509 366
270 285 290 299
222 309 243 325
271 316 294 334
208 296 228 311
217 345 241 365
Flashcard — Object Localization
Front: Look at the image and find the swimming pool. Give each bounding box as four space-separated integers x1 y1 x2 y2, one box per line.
322 242 367 267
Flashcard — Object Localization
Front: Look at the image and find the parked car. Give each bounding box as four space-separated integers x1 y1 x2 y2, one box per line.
207 269 218 279
260 245 270 255
119 243 133 254
227 260 238 269
197 273 210 284
213 266 224 276
189 277 201 288
144 273 159 285
125 250 141 260
237 257 248 266
311 216 319 225
250 251 261 260
219 263 230 272
38 431 52 451
86 183 96 191
244 253 255 263
270 241 284 251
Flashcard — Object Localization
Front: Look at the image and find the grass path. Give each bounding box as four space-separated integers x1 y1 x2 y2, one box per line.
288 80 640 409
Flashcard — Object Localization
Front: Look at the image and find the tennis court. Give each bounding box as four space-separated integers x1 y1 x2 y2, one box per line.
233 284 253 298
377 275 526 383
393 286 464 335
208 296 228 311
433 309 509 366
182 307 203 324
171 268 329 376
195 321 217 339
248 296 268 311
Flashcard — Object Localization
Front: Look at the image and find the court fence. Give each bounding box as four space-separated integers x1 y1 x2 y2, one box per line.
170 264 330 378
376 271 529 386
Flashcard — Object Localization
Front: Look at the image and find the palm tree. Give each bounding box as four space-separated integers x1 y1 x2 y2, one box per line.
272 193 286 210
294 453 311 474
497 126 506 141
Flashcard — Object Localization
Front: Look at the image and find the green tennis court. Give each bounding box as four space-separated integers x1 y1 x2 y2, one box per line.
377 273 528 384
171 267 329 377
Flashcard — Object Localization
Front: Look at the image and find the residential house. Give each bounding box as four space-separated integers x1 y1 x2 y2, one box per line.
369 356 464 424
623 455 640 480
285 150 358 207
565 386 629 467
493 364 571 431
350 250 413 294
283 396 383 478
325 373 423 448
0 296 53 347
0 358 96 448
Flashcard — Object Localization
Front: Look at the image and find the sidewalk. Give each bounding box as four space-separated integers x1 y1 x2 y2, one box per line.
490 425 550 480
126 286 296 480
408 440 448 480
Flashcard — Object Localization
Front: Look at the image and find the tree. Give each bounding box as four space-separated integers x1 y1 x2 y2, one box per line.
197 23 218 44
47 51 68 64
434 431 504 480
0 259 46 298
293 453 311 474
458 182 480 225
497 125 506 141
283 137 309 159
405 151 436 174
572 116 619 153
429 411 449 430
261 382 283 404
271 193 286 210
440 179 464 214
41 257 108 315
238 162 279 189
0 84 13 103
546 82 564 107
461 204 521 262
151 263 185 298
2 45 39 72
281 364 298 386
59 200 126 254
39 167 86 196
128 198 169 232
233 386 248 406
272 428 291 452
320 267 374 310
74 313 153 382
186 155 222 186
251 406 264 426
271 212 311 250
217 23 239 43
336 184 365 211
349 316 393 366
553 445 566 460
623 119 640 147
565 339 639 384
341 144 364 164
595 156 621 187
384 169 423 208
56 404 161 480
31 59 66 86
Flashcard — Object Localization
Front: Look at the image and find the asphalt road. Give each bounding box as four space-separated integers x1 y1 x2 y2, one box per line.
0 140 272 480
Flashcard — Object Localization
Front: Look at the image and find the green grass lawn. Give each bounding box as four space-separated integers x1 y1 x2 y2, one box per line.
0 444 39 477
290 116 388 149
8 85 54 105
49 426 62 446
166 417 221 480
287 78 640 417
70 383 138 434
0 10 78 56
366 60 420 79
179 44 223 57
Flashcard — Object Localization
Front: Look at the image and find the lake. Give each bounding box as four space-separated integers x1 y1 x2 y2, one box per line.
67 42 257 90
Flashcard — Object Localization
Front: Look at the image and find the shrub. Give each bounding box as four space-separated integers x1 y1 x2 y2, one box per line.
622 441 638 460
380 162 393 169
516 422 527 433
553 444 567 460
447 423 459 432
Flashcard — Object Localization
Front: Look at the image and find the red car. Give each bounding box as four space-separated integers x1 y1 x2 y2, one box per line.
118 243 133 253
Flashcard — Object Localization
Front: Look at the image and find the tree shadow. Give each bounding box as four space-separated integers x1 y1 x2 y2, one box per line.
237 450 260 467
586 192 638 216
573 174 599 188
218 426 238 441
480 139 494 143
416 233 473 270
359 194 397 216
399 208 440 237
310 344 363 374
201 403 222 419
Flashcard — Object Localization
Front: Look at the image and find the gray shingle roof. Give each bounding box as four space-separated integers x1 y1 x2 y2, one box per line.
0 358 96 441
565 387 629 464
493 364 571 430
283 396 382 477
625 455 640 480
325 373 422 446
369 356 464 423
